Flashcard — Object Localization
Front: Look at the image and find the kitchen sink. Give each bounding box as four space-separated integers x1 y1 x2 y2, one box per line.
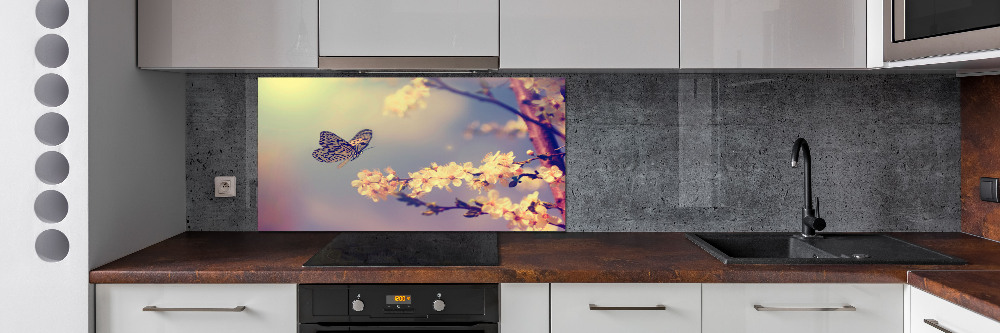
686 233 966 265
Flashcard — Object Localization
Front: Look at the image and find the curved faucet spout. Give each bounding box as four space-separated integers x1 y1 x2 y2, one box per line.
791 138 824 237
791 138 811 210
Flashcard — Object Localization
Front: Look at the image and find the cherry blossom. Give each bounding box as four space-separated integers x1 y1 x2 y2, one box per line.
383 78 430 117
353 78 567 231
536 165 565 183
350 168 403 202
474 190 563 231
462 119 529 140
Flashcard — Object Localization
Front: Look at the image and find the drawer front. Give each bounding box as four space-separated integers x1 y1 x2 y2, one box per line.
550 283 701 333
702 283 903 333
911 288 1000 333
96 284 296 333
319 0 499 57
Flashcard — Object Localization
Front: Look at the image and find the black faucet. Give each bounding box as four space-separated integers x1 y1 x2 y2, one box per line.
791 138 826 238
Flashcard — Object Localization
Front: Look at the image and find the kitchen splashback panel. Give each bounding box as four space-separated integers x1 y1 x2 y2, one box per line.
187 73 960 232
257 77 566 231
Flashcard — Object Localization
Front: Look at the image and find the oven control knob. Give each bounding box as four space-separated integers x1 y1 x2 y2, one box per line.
432 299 446 312
352 299 365 312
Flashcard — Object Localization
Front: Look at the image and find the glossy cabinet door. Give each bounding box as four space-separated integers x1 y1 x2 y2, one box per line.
96 284 297 333
702 283 903 333
500 0 680 69
911 287 1000 333
550 283 701 333
319 0 499 57
137 0 318 69
681 0 869 68
500 284 549 333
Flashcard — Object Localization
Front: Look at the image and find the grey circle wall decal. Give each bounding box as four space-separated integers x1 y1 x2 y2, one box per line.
34 190 68 223
34 73 69 107
35 151 69 185
35 229 69 262
35 112 69 146
35 34 69 68
36 0 69 29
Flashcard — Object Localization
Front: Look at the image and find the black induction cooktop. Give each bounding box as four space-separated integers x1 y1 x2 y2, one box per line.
303 232 500 267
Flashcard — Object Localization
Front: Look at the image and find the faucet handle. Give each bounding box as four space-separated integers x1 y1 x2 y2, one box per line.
815 197 820 218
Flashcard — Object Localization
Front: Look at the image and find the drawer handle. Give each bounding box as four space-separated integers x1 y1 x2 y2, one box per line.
753 305 856 312
143 306 247 312
589 304 667 311
924 319 955 333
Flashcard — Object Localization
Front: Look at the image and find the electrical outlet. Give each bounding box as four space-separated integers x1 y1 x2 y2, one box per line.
215 176 236 197
982 177 999 202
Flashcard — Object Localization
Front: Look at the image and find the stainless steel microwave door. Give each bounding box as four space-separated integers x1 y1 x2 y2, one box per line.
899 0 1000 41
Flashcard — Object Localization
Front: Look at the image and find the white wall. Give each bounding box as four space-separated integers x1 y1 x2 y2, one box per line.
88 0 186 270
0 0 90 331
0 0 185 331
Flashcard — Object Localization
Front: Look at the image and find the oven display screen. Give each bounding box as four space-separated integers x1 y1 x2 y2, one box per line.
386 295 412 304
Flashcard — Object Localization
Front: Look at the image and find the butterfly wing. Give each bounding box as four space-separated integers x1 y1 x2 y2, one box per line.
313 131 358 166
318 131 348 148
313 145 358 166
348 129 373 155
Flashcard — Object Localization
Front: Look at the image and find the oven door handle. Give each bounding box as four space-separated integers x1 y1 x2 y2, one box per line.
346 324 498 331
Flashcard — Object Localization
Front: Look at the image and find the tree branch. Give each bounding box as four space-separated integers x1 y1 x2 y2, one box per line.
509 79 566 220
396 193 485 217
426 78 565 139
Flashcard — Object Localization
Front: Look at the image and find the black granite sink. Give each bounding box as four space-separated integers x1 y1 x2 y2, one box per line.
686 233 966 265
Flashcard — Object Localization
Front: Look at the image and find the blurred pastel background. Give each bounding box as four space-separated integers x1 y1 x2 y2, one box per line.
258 77 562 231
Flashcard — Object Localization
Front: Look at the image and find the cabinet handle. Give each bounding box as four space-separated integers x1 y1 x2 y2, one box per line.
753 305 856 312
924 319 955 333
589 304 667 311
143 306 247 312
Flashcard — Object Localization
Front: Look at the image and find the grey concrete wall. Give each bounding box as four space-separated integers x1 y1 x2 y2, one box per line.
187 73 960 232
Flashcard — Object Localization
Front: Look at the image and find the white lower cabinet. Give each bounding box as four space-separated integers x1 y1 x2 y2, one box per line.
500 283 549 333
551 283 702 333
99 282 1000 333
910 287 1000 333
95 284 297 333
702 283 903 333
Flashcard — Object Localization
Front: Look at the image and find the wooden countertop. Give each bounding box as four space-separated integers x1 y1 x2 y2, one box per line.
90 231 1000 284
908 270 1000 323
90 232 1000 322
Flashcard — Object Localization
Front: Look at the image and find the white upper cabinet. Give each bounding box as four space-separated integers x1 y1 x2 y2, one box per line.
319 0 499 57
137 0 318 69
681 0 874 68
500 0 680 69
135 0 886 70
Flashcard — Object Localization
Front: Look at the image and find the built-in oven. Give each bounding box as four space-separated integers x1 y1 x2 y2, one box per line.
299 284 498 333
884 0 1000 61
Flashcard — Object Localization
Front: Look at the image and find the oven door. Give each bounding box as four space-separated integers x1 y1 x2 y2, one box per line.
300 323 498 333
885 0 1000 61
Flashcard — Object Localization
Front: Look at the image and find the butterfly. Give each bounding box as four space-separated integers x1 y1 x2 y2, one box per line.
312 129 373 168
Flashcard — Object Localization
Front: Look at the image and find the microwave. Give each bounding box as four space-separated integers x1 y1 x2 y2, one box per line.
884 0 1000 62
